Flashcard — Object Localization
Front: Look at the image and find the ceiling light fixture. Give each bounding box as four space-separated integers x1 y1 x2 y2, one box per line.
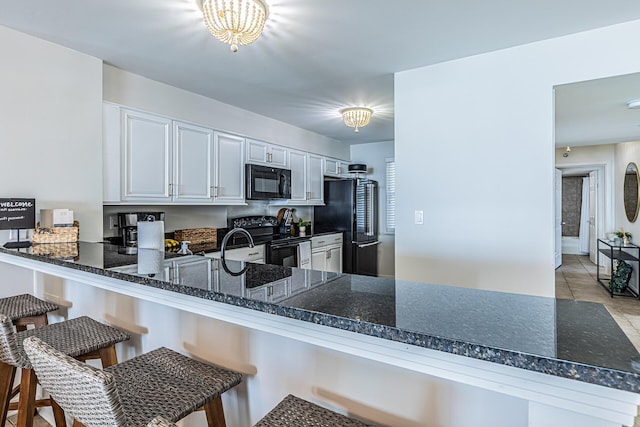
340 107 373 133
563 146 571 157
627 99 640 109
202 0 269 52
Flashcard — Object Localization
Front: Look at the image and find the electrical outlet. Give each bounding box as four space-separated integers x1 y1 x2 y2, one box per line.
414 210 424 225
109 215 118 230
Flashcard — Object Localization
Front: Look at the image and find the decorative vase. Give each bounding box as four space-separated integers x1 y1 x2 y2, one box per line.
624 236 630 246
614 237 623 246
299 226 306 236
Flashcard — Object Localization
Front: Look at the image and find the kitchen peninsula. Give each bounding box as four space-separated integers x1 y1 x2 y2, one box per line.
1 243 639 427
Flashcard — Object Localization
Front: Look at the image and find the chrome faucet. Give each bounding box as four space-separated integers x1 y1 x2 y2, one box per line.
220 227 254 260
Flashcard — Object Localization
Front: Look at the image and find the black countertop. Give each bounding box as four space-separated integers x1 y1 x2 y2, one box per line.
1 241 639 393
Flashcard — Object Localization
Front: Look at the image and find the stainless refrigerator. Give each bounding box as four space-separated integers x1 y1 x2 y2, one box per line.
314 178 379 276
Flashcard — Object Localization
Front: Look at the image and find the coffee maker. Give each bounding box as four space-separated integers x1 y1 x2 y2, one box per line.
117 212 165 247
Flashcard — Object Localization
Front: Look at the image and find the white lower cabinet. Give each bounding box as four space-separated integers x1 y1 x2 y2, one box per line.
310 233 343 285
245 278 289 303
205 245 265 263
170 257 213 290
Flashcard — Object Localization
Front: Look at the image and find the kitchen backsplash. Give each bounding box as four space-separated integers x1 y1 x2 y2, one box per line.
103 203 313 238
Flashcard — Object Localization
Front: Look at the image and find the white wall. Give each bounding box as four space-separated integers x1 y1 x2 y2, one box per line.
614 141 640 240
613 141 640 293
395 20 640 296
103 65 349 160
0 25 103 242
350 141 395 277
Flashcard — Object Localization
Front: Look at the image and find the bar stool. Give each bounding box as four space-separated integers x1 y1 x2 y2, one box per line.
23 336 243 427
254 394 373 427
0 294 59 331
0 314 130 427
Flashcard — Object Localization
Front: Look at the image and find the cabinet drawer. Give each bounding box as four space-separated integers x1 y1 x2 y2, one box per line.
311 233 343 249
206 244 264 263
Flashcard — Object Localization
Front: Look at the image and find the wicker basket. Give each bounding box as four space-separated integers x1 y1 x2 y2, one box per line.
174 228 217 245
31 242 79 260
32 221 79 244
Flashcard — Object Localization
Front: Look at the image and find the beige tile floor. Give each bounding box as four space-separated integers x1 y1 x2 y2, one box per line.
556 254 640 352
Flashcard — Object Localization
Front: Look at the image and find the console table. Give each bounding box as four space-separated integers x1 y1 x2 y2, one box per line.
596 238 640 298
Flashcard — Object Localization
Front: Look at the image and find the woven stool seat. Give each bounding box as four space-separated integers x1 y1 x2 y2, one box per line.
254 395 373 427
24 337 243 427
147 416 178 427
2 315 130 369
0 294 58 322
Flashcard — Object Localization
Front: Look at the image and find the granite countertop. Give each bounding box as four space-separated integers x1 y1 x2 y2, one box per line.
1 241 639 393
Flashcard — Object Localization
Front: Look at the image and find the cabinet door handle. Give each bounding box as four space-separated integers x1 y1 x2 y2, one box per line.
169 183 174 197
248 252 260 256
210 186 215 198
335 237 341 241
214 186 219 197
317 240 325 245
326 251 331 259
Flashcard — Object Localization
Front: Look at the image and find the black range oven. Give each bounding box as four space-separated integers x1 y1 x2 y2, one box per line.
228 216 309 268
266 236 310 268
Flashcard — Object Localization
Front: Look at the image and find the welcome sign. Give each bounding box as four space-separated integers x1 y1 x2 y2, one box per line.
0 198 36 230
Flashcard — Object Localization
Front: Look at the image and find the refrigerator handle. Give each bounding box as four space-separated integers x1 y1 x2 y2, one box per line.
366 183 375 237
356 241 380 248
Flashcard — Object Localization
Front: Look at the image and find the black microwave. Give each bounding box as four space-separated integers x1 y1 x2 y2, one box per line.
246 164 292 200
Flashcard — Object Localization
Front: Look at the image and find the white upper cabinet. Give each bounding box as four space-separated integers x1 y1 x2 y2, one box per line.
307 154 324 204
173 122 214 202
246 139 288 168
288 150 324 205
324 158 350 178
213 132 245 204
288 149 308 203
104 104 245 205
103 103 121 203
122 109 172 202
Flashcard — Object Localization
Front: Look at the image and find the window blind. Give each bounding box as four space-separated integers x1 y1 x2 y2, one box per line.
386 158 396 233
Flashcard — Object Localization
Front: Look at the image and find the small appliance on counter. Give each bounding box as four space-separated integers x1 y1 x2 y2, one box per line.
117 212 165 247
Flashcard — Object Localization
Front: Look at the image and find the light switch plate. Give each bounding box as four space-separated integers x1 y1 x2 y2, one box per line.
414 210 424 225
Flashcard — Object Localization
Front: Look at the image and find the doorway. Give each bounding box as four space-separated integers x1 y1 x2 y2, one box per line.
554 164 606 270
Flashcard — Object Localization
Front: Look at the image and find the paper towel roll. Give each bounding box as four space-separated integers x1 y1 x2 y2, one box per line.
137 249 165 276
137 220 164 250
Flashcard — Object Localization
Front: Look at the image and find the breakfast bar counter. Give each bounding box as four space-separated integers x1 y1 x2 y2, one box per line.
1 242 639 426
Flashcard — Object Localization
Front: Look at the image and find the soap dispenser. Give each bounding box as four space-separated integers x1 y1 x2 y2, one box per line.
177 241 193 255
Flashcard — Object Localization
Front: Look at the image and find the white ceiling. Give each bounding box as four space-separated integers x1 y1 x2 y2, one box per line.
2 0 640 145
555 72 640 147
